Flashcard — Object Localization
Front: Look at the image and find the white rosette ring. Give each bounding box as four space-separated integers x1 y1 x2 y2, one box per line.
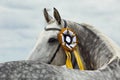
58 28 78 51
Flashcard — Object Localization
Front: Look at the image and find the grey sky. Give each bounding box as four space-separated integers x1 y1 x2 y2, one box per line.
0 0 120 62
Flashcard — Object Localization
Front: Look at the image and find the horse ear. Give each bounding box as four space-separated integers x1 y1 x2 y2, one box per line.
53 8 61 25
44 8 53 23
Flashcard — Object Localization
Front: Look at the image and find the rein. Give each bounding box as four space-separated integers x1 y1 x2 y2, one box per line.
48 44 61 64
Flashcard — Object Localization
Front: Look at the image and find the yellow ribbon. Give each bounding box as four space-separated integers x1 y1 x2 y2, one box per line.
65 46 85 70
73 47 85 70
65 50 73 69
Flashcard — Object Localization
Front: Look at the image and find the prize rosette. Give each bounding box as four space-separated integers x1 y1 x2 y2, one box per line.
58 28 78 51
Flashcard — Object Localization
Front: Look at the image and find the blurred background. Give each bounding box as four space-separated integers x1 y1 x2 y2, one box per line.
0 0 120 62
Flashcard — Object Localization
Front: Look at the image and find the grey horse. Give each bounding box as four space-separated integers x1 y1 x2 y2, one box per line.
0 8 120 80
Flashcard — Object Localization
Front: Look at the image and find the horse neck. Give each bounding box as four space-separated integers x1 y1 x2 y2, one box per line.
67 21 117 70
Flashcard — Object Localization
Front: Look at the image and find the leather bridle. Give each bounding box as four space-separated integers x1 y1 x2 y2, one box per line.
45 20 67 64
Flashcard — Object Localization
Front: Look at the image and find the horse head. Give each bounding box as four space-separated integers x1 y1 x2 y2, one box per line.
27 8 67 66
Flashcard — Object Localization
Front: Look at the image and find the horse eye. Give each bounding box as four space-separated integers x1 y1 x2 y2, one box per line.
48 38 58 43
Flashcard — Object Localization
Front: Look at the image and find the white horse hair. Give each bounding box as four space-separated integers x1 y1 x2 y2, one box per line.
0 8 120 80
27 8 120 70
